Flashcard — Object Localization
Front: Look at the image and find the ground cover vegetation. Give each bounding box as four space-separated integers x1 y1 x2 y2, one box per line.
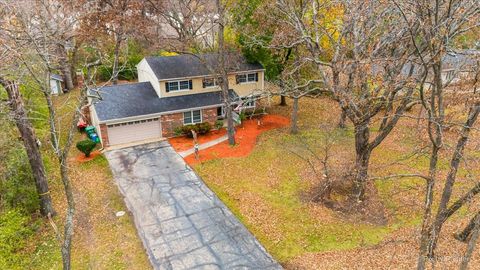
0 0 479 269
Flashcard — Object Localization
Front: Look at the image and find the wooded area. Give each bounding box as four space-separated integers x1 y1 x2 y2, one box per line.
0 0 479 269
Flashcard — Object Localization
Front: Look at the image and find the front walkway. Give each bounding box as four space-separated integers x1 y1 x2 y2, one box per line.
177 134 228 157
105 141 281 270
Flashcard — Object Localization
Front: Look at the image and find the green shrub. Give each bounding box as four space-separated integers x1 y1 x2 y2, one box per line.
214 120 224 130
0 148 39 213
173 126 184 137
181 125 199 138
76 139 97 157
0 210 36 268
197 122 212 134
239 112 247 122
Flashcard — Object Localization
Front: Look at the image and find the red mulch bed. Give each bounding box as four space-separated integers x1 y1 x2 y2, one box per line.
182 114 290 165
75 150 101 163
169 128 227 152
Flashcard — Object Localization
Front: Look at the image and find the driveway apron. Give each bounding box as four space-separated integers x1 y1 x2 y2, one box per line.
104 141 281 270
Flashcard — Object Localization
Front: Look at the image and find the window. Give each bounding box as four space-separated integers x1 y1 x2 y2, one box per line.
236 74 247 83
166 80 192 92
217 106 224 119
242 98 256 108
107 118 158 127
236 72 258 84
203 78 218 88
183 110 202 125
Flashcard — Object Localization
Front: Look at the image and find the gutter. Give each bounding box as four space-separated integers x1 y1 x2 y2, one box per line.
98 102 239 125
156 69 266 82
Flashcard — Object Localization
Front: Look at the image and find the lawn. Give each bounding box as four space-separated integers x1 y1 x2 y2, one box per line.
191 97 480 268
15 87 150 269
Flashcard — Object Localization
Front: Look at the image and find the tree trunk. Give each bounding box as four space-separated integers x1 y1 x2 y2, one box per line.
279 80 287 106
338 109 347 128
455 212 480 242
427 104 480 258
352 121 371 202
0 79 56 217
459 213 480 270
112 33 123 85
60 155 74 270
55 83 90 270
71 43 79 87
58 45 74 91
216 0 235 145
290 96 299 134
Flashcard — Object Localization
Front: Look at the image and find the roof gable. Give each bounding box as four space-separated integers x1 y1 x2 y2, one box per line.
144 53 264 81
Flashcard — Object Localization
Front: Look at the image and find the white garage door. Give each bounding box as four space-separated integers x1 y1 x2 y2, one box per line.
107 118 161 146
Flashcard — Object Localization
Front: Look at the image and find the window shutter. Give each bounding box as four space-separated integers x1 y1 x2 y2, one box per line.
235 75 239 84
165 82 169 92
255 73 259 82
189 80 193 90
202 79 206 88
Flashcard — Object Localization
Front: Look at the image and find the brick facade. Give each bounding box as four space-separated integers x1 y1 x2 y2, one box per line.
100 107 221 145
99 123 109 147
202 107 218 125
160 112 184 137
160 107 219 137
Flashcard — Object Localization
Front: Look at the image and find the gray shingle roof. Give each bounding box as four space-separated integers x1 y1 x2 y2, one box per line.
50 74 63 81
443 50 480 70
90 82 238 122
144 53 264 80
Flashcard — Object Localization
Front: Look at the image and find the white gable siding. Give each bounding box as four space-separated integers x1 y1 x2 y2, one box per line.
137 59 161 97
89 102 103 145
50 79 61 95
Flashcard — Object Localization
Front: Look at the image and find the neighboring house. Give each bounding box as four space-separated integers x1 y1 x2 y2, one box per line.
89 53 265 147
441 50 479 84
50 74 64 95
373 49 479 85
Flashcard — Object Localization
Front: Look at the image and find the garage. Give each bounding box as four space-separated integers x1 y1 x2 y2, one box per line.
107 118 161 146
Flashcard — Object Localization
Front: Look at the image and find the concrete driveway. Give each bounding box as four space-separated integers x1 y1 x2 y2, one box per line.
105 141 281 270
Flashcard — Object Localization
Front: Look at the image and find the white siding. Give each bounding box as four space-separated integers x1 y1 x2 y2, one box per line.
89 104 102 145
137 59 161 97
50 79 60 95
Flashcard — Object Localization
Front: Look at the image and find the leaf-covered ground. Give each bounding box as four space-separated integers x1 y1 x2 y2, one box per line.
17 87 151 269
192 96 480 269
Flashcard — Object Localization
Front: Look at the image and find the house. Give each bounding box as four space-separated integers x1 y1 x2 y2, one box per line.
441 50 479 84
89 53 265 147
50 74 64 95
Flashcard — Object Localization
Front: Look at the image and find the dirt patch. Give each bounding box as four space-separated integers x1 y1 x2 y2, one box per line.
75 150 101 163
184 114 290 165
169 128 227 152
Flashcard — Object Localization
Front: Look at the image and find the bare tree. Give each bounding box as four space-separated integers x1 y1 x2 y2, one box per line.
146 0 216 47
272 59 324 134
215 0 236 145
0 79 56 217
391 1 480 268
0 1 105 269
272 0 421 202
84 0 145 84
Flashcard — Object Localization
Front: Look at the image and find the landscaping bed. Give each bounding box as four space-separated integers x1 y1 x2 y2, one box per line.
179 114 290 165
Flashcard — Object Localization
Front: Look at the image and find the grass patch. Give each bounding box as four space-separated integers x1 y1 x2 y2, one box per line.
192 97 468 264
